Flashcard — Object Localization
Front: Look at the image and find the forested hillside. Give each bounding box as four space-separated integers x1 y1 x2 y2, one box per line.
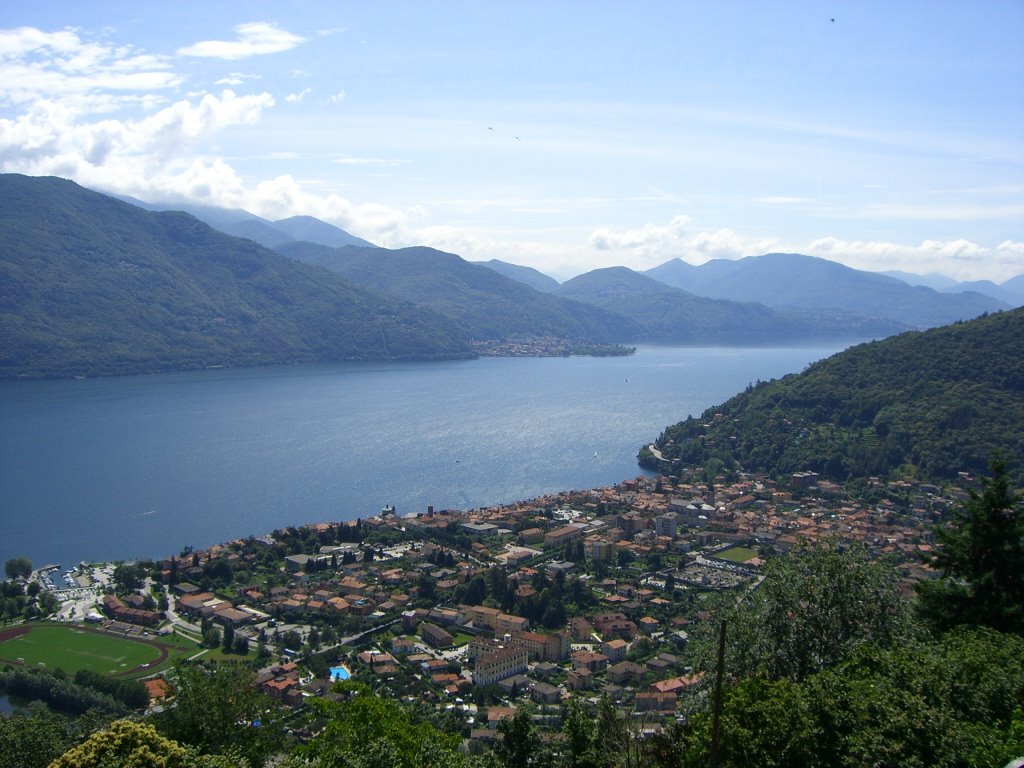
641 308 1024 482
277 242 640 342
0 175 472 378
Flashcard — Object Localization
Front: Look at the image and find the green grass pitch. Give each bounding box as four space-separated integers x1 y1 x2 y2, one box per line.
0 624 163 676
715 546 759 564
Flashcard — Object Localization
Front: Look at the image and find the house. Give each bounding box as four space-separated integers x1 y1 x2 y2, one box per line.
460 605 500 630
602 638 629 662
462 522 500 537
511 630 570 662
474 647 529 686
607 660 646 686
654 513 678 539
565 668 593 691
571 650 609 673
212 607 252 627
421 622 454 649
143 678 171 705
495 612 530 635
518 528 545 545
101 595 162 627
635 691 677 714
391 636 419 655
584 537 615 562
570 617 595 642
531 681 563 704
544 525 584 547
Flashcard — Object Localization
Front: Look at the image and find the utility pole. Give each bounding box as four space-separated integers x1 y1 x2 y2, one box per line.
708 619 727 768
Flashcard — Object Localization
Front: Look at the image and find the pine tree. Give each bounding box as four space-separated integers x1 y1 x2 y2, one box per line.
916 458 1024 634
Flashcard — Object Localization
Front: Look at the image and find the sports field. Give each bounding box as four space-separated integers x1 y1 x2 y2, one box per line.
0 624 167 676
715 546 759 564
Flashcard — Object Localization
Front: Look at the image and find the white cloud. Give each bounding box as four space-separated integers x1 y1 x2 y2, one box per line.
215 72 261 86
285 88 311 103
0 26 179 111
0 90 275 198
586 215 780 270
805 236 1022 282
328 90 346 104
589 215 691 251
177 22 305 60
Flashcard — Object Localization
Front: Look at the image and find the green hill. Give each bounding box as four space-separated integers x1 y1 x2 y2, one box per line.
473 259 561 292
641 308 1024 482
555 266 904 343
276 242 640 342
0 174 472 378
646 252 1008 330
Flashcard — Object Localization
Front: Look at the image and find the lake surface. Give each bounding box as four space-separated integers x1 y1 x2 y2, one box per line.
0 344 852 568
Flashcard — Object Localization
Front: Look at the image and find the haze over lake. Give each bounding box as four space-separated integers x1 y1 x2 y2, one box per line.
1 344 851 568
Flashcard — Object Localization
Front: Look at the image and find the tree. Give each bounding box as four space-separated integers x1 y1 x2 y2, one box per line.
494 708 542 768
4 557 32 581
674 626 1024 768
202 626 221 648
47 719 242 768
112 562 145 593
48 720 192 768
221 621 234 652
0 702 73 768
155 662 284 765
703 541 910 683
916 458 1024 634
561 697 599 768
294 689 472 768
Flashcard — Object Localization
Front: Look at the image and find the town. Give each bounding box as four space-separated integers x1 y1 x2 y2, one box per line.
27 460 963 748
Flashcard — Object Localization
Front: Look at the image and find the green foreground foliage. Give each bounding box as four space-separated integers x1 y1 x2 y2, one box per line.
916 458 1024 634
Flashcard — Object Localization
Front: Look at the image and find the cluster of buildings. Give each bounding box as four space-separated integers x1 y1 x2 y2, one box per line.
89 466 966 736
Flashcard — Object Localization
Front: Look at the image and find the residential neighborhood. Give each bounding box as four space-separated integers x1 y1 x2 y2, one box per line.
34 462 965 745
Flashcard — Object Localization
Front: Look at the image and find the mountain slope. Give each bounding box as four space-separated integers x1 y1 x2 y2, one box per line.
276 242 640 342
646 253 1008 329
641 308 1024 482
474 259 561 292
941 279 1024 307
271 216 376 249
0 174 471 378
555 266 904 343
117 197 375 250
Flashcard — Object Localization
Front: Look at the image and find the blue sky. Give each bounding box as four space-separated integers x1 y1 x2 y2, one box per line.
1 2 1021 281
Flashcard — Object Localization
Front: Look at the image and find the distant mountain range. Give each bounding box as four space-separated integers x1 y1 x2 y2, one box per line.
644 253 1010 330
3 173 1019 378
553 266 904 343
118 195 378 250
641 307 1024 483
0 175 470 378
275 242 638 343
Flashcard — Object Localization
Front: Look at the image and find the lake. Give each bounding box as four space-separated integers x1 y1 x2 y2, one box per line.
0 344 852 568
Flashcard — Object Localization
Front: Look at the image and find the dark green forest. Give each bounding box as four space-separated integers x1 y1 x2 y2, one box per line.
0 175 472 378
641 308 1024 482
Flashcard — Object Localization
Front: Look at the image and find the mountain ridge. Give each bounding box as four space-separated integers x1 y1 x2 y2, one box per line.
0 174 471 378
275 241 640 343
645 253 1010 328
